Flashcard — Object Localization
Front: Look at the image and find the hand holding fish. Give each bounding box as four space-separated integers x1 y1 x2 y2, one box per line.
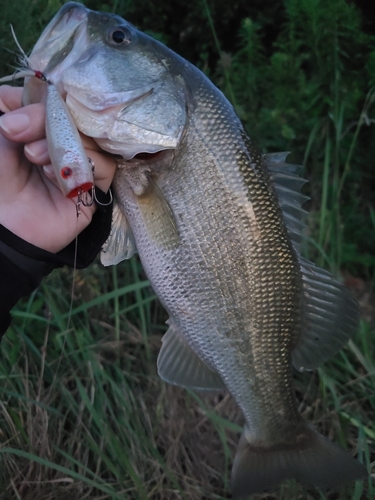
0 85 116 253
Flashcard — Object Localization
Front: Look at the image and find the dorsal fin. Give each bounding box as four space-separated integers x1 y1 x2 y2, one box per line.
264 152 359 370
263 152 309 250
292 257 359 371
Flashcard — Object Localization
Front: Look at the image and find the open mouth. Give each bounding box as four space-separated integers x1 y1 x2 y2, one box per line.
133 151 164 161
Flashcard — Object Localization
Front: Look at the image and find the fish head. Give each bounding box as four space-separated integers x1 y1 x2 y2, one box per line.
25 2 187 159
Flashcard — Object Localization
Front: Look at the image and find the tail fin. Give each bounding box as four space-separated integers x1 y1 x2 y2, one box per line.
231 427 367 498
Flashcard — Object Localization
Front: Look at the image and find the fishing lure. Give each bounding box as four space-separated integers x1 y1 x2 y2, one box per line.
0 48 95 215
44 81 94 207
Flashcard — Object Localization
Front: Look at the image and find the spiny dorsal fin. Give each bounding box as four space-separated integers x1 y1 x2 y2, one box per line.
264 153 359 369
292 257 359 371
100 202 137 266
263 152 309 250
157 321 225 391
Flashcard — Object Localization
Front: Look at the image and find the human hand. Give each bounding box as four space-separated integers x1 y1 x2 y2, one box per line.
0 85 116 253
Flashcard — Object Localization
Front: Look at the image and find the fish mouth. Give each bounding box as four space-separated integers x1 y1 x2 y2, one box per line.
65 89 181 159
25 2 185 159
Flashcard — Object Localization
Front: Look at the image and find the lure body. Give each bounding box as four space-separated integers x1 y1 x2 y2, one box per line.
45 83 94 199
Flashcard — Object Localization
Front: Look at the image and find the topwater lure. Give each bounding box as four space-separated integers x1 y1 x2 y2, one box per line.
44 81 94 207
0 44 94 215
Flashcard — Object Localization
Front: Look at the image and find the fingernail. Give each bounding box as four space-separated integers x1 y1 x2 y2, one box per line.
0 112 30 134
0 98 11 114
43 164 54 176
25 141 45 158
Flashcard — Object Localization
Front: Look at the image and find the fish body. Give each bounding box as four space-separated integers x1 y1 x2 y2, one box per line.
21 3 367 496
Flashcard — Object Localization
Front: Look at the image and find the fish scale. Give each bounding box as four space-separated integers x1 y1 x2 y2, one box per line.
116 80 303 441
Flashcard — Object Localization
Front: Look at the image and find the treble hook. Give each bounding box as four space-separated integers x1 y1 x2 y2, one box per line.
76 187 94 217
75 157 96 217
74 158 112 216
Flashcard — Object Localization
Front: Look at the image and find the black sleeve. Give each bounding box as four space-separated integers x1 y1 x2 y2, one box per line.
0 188 113 336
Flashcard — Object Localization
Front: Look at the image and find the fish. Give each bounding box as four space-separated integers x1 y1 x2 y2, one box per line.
14 2 367 496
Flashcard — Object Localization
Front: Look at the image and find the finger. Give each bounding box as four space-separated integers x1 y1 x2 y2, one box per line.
41 165 96 225
42 164 58 184
0 133 26 188
26 138 116 192
24 138 50 165
0 103 46 143
85 149 117 193
0 85 23 112
41 172 97 240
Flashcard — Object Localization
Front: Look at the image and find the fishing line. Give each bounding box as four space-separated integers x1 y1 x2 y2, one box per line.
48 230 79 397
67 231 79 332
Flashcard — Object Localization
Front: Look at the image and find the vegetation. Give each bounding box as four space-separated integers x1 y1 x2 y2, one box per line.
0 0 374 498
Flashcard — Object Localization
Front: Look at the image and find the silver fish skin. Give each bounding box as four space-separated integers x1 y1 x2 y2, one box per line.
25 3 367 496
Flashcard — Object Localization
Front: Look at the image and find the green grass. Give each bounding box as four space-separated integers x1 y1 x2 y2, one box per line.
1 263 373 499
0 262 239 499
1 0 375 498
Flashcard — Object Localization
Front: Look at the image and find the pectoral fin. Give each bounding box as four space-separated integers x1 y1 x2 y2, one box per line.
292 257 359 371
157 321 225 391
100 202 137 266
136 178 180 251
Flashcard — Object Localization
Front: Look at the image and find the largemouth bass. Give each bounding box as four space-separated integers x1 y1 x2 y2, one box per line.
17 3 367 496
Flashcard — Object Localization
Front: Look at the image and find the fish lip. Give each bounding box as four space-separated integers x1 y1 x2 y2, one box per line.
28 3 89 77
39 2 89 43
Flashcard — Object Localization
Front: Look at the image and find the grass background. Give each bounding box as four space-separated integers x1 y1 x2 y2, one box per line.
0 0 375 498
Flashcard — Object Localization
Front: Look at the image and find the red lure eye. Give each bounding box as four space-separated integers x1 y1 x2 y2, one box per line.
61 167 73 179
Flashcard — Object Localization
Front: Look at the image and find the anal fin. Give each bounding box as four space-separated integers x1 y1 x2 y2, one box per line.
157 321 225 391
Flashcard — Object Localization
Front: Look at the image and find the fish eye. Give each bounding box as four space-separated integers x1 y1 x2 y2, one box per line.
109 27 132 45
